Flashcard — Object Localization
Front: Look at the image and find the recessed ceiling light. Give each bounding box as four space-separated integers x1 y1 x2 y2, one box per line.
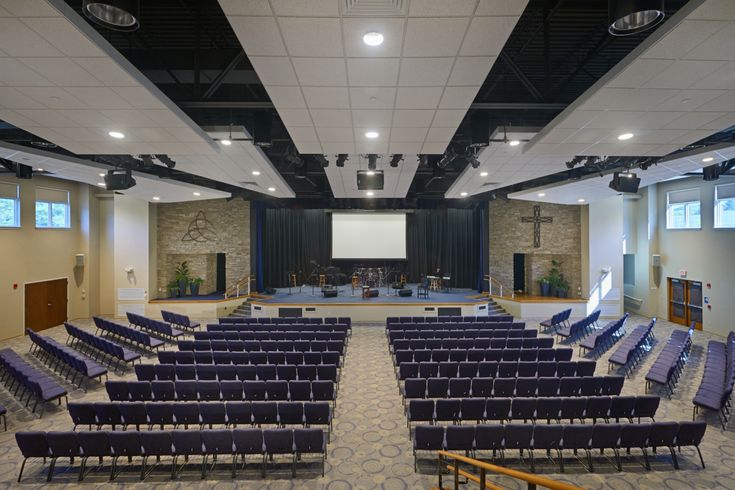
152 196 160 201
193 192 201 196
480 171 488 177
108 130 125 139
538 193 546 197
99 173 105 177
460 192 468 197
362 32 384 47
578 198 586 203
366 191 375 197
702 157 714 163
252 170 261 176
97 182 105 187
617 132 634 141
221 139 232 146
366 170 375 176
37 168 43 172
268 187 276 192
509 140 520 146
365 131 379 139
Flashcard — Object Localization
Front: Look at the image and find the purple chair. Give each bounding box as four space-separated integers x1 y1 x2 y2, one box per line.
412 425 444 470
140 431 173 479
201 429 235 478
293 428 326 476
263 429 295 477
16 431 50 482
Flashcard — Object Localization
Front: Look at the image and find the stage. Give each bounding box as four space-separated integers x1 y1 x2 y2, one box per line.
491 294 591 320
147 293 248 319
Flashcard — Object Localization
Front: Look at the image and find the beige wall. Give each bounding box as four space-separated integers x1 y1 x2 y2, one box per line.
585 195 624 318
0 176 97 340
113 195 150 317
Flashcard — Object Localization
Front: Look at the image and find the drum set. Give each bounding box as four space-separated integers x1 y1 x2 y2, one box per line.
351 266 387 289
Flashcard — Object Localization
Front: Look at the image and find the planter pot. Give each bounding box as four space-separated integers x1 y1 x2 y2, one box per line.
557 288 567 298
178 279 188 297
539 282 550 297
550 286 559 297
190 283 200 296
168 287 179 298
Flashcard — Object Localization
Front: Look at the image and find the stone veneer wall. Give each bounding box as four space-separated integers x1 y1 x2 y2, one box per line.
489 199 583 297
156 199 250 298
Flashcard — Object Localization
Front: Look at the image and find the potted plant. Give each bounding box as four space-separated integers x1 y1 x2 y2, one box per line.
167 280 179 298
539 277 550 297
189 277 204 296
546 259 564 297
175 261 190 297
557 277 570 298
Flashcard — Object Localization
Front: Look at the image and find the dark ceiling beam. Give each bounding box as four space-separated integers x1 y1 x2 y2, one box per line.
498 52 544 101
201 50 247 100
548 27 615 98
176 100 568 110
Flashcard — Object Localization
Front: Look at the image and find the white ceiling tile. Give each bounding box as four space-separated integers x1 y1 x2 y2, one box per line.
57 109 116 128
694 91 735 111
292 58 347 86
664 111 726 130
319 141 355 153
403 18 469 57
689 0 735 21
390 127 429 142
349 87 396 109
50 126 107 142
342 18 405 58
355 140 388 154
539 127 576 143
293 140 323 153
316 126 354 142
408 0 478 17
303 86 349 109
643 20 726 59
432 109 466 127
62 86 130 109
270 0 339 17
398 58 454 86
346 58 400 86
684 22 735 60
248 57 299 85
554 110 600 129
607 59 675 89
643 60 726 89
395 86 443 109
310 109 351 127
15 109 78 127
71 58 139 86
389 142 424 153
22 17 103 57
288 126 320 141
577 88 679 111
278 18 344 57
448 56 494 86
438 86 479 109
700 112 735 131
422 141 449 154
656 89 725 111
353 109 392 127
227 16 287 56
265 86 307 108
460 16 517 56
0 109 38 127
393 109 435 127
101 109 157 127
0 58 52 86
138 109 181 127
277 109 313 127
426 127 456 141
1 0 59 17
217 0 272 15
16 86 87 109
690 61 735 90
476 0 529 16
0 19 61 56
111 86 166 110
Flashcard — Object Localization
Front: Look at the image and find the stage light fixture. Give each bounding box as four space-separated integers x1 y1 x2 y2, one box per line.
418 155 429 167
314 155 329 168
389 154 402 168
465 148 480 168
609 0 665 36
437 148 457 169
565 156 585 169
295 164 308 179
139 154 154 168
83 0 140 32
367 154 378 171
155 154 176 169
336 154 348 167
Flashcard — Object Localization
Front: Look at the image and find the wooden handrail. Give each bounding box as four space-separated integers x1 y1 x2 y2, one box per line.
224 274 254 299
444 465 503 490
436 451 583 490
485 275 515 299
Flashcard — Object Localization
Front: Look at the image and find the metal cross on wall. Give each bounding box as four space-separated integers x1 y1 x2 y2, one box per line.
521 205 553 248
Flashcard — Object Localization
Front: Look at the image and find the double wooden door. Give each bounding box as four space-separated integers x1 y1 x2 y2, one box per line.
668 278 703 330
25 278 68 332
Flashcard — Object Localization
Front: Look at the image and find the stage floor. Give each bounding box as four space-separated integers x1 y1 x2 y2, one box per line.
255 284 487 305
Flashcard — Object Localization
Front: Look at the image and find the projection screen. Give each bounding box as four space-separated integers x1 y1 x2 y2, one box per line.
331 212 407 260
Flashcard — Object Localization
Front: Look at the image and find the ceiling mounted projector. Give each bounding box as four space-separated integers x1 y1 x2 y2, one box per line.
608 0 665 36
609 171 640 193
83 0 140 32
357 170 384 190
104 169 136 190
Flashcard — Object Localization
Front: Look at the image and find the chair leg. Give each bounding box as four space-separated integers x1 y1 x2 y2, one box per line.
696 446 705 469
47 457 56 482
17 458 27 483
669 447 679 470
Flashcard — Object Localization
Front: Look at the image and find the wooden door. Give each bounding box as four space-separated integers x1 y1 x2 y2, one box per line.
24 278 67 332
668 278 688 326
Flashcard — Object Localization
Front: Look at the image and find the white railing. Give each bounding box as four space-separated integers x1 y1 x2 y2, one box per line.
486 275 514 298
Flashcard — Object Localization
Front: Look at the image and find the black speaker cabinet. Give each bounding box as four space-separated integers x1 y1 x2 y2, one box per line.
322 289 338 298
398 289 413 297
366 289 379 298
263 287 277 295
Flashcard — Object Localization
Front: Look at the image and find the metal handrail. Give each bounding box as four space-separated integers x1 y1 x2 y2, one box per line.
224 274 254 299
485 275 515 298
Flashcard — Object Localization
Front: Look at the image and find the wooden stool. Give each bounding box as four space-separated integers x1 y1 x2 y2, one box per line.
318 274 326 288
351 275 360 294
429 277 440 291
289 273 297 288
400 274 406 286
362 286 370 299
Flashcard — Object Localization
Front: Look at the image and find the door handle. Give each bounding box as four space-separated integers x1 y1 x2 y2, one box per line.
47 304 52 307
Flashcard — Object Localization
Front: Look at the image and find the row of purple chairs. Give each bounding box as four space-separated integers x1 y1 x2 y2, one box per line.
387 322 525 332
93 316 165 351
387 315 513 325
126 312 183 340
106 379 336 403
579 314 628 357
65 323 140 373
413 421 706 473
401 375 624 400
0 348 66 418
16 427 326 481
178 339 344 355
27 329 107 391
68 401 332 438
645 326 693 398
159 349 341 366
210 322 350 334
392 337 553 352
608 318 657 376
394 347 573 366
195 330 347 342
556 310 601 343
160 310 200 330
388 328 535 342
539 309 571 333
693 332 735 429
407 395 660 428
397 360 596 381
136 363 339 383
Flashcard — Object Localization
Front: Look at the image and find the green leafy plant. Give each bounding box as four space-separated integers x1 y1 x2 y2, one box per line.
175 261 191 282
190 277 204 287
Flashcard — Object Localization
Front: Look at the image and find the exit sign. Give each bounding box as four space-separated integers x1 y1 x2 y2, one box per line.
679 270 687 278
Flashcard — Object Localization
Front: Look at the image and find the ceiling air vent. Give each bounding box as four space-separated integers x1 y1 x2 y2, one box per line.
482 182 500 187
238 181 258 186
341 0 407 17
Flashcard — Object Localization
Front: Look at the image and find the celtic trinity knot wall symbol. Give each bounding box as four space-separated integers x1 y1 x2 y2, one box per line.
182 210 218 243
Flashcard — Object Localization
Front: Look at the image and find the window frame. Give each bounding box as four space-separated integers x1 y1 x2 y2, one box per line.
34 188 71 229
666 188 701 230
0 183 20 229
714 183 735 229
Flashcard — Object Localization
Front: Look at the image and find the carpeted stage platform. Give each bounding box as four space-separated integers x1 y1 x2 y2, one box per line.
258 284 486 305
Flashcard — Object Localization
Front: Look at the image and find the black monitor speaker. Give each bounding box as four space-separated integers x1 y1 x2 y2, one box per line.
357 170 384 190
609 171 640 193
104 169 136 190
15 163 33 179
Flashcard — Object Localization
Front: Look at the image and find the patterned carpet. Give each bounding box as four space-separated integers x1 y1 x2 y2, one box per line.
0 315 733 489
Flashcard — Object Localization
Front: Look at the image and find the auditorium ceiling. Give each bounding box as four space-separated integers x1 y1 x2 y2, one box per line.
1 0 734 205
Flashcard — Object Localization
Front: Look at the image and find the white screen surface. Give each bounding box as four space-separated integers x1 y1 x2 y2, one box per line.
331 212 407 259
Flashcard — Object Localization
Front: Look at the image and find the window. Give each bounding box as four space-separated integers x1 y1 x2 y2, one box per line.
666 188 700 229
715 183 735 229
0 182 20 227
35 187 70 229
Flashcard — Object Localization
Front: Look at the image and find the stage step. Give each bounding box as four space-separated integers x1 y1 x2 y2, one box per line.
486 299 509 317
229 300 252 318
